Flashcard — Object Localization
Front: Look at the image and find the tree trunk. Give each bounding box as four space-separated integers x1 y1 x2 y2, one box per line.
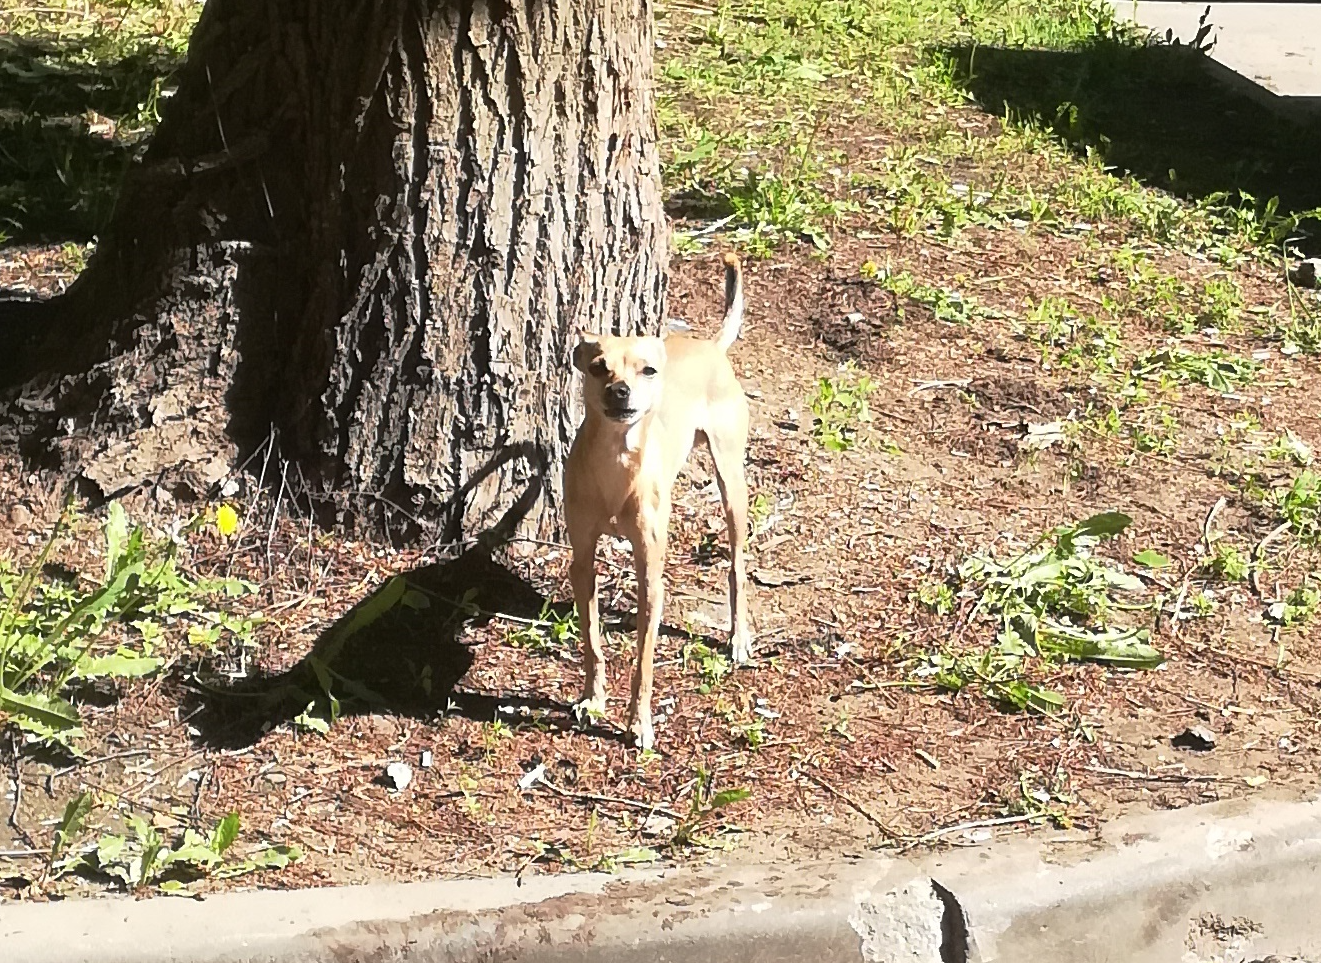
0 0 668 541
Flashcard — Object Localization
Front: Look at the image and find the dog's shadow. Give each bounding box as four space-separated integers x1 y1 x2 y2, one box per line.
183 460 624 749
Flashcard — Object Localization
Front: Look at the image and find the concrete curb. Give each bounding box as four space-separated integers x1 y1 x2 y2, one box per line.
3 793 1319 963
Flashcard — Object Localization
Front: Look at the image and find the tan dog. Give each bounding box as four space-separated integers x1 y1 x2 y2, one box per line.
564 254 751 750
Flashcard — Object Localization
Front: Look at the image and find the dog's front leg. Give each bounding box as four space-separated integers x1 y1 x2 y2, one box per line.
568 523 607 720
624 502 667 751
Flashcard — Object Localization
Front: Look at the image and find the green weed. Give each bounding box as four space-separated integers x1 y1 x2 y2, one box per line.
1269 580 1318 629
1130 347 1259 393
0 501 257 750
668 766 749 851
506 601 580 654
914 512 1163 714
1267 430 1315 468
81 810 300 896
683 638 730 694
1271 471 1321 544
748 491 775 536
918 581 956 616
863 262 981 324
1204 543 1250 582
1002 765 1076 828
809 364 876 451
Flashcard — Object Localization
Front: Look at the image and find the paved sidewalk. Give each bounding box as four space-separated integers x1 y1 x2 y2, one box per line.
1111 2 1321 117
3 793 1320 963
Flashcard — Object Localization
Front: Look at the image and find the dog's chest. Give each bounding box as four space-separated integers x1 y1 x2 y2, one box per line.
595 446 664 534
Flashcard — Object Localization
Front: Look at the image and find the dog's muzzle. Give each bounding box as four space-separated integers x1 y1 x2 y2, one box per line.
603 383 639 421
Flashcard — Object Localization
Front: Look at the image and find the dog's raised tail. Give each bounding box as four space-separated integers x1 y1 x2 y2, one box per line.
715 253 745 353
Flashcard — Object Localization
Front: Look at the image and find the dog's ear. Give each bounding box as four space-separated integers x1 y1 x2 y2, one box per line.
572 331 602 373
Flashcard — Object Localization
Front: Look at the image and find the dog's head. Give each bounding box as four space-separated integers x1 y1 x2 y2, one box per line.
572 332 667 425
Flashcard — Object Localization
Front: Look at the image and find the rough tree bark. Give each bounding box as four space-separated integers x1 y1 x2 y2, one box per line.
0 0 668 540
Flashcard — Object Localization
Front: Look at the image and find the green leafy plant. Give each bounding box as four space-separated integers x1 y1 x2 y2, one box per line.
1269 580 1318 629
1204 543 1251 582
1271 471 1321 544
918 581 956 616
669 767 750 850
40 789 97 886
0 501 256 749
809 365 875 451
748 491 775 536
914 512 1163 713
1130 347 1258 393
83 811 301 895
506 600 580 653
1002 766 1076 828
294 574 434 733
725 166 845 254
683 638 730 694
863 262 981 324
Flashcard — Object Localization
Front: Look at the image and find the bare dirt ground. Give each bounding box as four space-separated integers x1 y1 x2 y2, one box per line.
3 223 1319 895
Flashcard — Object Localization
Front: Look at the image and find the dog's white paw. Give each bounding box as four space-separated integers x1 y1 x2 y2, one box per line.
627 715 655 752
573 696 607 726
731 635 753 665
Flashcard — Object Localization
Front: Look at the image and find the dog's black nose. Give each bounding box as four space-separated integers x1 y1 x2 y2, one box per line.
606 382 630 404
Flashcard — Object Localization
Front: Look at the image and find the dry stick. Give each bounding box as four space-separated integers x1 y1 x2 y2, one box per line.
535 775 683 821
908 379 972 397
800 769 905 840
266 459 290 580
909 812 1040 846
1251 522 1294 598
1202 496 1227 554
1085 764 1223 784
7 740 33 848
1169 575 1191 636
44 748 153 797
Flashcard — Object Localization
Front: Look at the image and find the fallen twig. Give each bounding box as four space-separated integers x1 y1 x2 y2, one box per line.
1169 575 1191 636
535 775 683 821
910 812 1041 845
1084 764 1222 784
908 379 972 397
1202 496 1226 554
7 736 33 848
800 769 905 839
1252 522 1292 598
44 749 153 797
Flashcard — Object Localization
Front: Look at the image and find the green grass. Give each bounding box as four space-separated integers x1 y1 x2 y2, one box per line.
808 364 876 451
656 0 1321 259
0 0 199 241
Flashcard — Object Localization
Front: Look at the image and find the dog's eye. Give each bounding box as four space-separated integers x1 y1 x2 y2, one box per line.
589 359 607 376
641 366 658 377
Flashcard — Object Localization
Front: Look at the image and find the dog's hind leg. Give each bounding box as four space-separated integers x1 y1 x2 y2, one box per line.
706 424 752 664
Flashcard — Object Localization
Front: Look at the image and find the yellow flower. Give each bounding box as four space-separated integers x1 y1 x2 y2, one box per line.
216 504 240 538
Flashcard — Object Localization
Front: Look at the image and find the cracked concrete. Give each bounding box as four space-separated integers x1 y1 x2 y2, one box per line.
2 794 1319 963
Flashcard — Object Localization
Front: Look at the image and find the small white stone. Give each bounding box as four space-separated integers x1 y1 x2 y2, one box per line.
385 762 413 791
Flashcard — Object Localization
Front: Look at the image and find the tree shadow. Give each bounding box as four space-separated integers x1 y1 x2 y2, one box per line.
0 35 182 247
181 448 616 749
943 38 1321 247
